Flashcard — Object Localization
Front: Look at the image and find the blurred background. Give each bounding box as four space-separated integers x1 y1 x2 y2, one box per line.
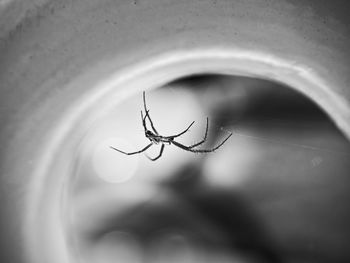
69 75 350 263
1 1 350 263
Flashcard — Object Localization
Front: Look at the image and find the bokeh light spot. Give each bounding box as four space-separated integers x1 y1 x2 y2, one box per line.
92 137 139 183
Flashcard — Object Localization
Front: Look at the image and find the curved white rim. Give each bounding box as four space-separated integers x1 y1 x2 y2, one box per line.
25 47 350 263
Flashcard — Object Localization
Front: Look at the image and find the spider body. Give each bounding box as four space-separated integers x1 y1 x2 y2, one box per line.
110 91 232 161
145 130 172 144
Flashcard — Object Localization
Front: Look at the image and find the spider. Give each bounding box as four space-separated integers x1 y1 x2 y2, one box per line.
110 91 232 161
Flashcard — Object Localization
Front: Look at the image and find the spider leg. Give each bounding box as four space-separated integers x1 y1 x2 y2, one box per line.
143 91 159 135
141 110 153 131
172 132 233 153
110 143 153 155
166 117 208 147
141 110 147 132
187 117 209 149
164 121 195 139
145 144 165 161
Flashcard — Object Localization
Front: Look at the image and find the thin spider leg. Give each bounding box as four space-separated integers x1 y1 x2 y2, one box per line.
146 144 165 161
110 143 153 155
143 91 159 135
141 110 147 132
141 110 153 131
172 132 233 153
164 121 195 139
187 117 209 149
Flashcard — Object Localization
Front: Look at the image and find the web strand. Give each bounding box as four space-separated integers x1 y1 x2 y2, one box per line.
218 126 350 157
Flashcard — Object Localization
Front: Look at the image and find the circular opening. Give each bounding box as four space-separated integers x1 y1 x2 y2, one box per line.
22 43 350 263
68 74 350 263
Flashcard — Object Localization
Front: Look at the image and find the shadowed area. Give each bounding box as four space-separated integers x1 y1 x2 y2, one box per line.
90 165 283 263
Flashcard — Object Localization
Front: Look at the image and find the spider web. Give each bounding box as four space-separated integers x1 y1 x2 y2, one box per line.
216 121 350 157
